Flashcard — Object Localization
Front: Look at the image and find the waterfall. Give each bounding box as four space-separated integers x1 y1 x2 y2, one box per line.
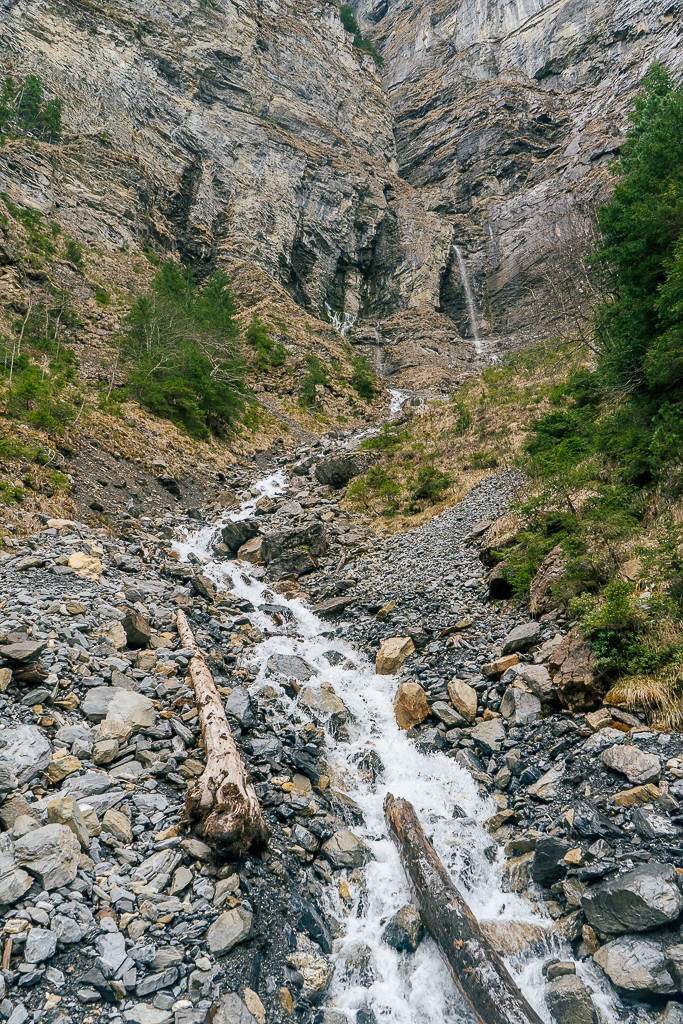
373 323 383 374
454 245 482 355
325 302 356 338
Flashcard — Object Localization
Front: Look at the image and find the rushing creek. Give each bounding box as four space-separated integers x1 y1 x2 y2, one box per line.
174 471 615 1024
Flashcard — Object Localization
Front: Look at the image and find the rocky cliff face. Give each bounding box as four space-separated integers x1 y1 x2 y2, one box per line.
0 0 680 385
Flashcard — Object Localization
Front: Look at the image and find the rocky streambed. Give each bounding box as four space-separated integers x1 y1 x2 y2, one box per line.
0 441 682 1024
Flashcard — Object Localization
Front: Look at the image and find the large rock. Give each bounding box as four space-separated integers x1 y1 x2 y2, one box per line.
0 640 46 662
267 654 315 680
447 678 477 722
0 724 51 782
633 806 680 841
314 452 375 489
261 523 328 563
532 837 571 886
220 519 260 553
267 551 319 579
123 610 152 647
600 744 660 785
236 537 264 565
528 763 564 801
299 684 350 736
500 686 541 725
376 636 415 674
546 975 597 1024
46 796 90 850
382 904 424 953
470 717 506 754
106 690 157 732
500 622 542 654
501 663 555 701
548 630 605 711
207 907 253 954
321 829 371 869
14 824 80 890
211 994 258 1024
581 862 683 934
393 681 429 729
25 927 58 963
530 544 566 617
593 936 677 995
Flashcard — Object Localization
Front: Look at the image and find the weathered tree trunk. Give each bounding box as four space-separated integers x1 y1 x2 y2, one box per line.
385 794 545 1024
176 610 269 853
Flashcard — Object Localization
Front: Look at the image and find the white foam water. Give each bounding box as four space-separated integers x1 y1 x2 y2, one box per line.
174 474 619 1024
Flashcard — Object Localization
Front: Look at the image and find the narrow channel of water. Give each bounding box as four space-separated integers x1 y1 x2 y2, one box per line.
174 474 616 1024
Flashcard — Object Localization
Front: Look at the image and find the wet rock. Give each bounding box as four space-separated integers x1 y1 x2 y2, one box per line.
582 862 683 934
191 573 217 600
261 523 328 562
267 653 315 681
14 823 80 890
335 941 376 986
299 684 350 736
501 622 542 654
321 829 372 869
237 538 264 565
376 636 415 674
220 520 260 553
593 936 676 995
572 800 625 840
25 927 58 963
447 679 477 722
546 974 597 1024
532 837 571 885
289 894 332 953
285 951 333 1004
381 903 424 952
393 681 429 729
207 906 254 954
600 744 661 785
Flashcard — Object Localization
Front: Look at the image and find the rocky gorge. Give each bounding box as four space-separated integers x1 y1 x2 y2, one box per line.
0 431 682 1024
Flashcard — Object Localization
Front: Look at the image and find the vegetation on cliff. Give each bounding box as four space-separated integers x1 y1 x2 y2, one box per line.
0 74 63 142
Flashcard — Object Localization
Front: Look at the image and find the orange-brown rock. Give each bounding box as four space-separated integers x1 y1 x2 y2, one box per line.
548 630 606 711
529 545 566 618
394 681 429 730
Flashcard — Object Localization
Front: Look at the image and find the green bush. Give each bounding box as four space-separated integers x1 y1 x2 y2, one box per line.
339 5 383 65
120 261 246 438
410 465 452 502
246 314 286 371
0 75 63 142
95 286 110 305
298 353 327 407
350 355 377 401
65 239 84 265
360 422 411 452
0 482 24 504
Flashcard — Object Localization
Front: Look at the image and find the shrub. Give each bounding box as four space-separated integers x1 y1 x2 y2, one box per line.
95 286 110 305
0 74 63 141
298 353 327 407
65 238 84 266
120 261 246 438
339 5 383 64
411 465 452 502
246 314 286 371
350 355 377 400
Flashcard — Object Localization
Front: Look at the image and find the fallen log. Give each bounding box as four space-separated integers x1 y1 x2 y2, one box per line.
385 793 545 1024
176 610 269 853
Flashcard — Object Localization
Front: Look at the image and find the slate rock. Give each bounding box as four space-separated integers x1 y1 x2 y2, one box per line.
267 654 315 681
211 993 258 1024
593 936 676 995
572 800 625 840
225 687 255 729
321 829 372 869
220 519 260 553
106 689 156 731
0 724 51 782
289 894 332 953
500 622 542 654
470 717 505 754
528 763 564 802
501 662 555 701
532 837 571 885
24 927 58 963
600 744 661 785
500 687 541 725
261 523 328 562
581 862 683 934
207 907 254 954
14 824 80 890
381 903 424 953
632 806 679 841
582 729 626 754
96 930 127 973
0 640 46 662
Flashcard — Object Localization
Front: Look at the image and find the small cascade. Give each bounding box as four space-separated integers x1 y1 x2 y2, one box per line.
325 302 357 338
373 323 383 374
454 245 482 355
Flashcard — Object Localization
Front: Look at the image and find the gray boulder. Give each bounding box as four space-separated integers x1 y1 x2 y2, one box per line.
500 622 542 654
581 862 683 934
24 927 58 963
211 994 258 1024
501 663 555 701
314 453 375 489
593 936 677 995
321 829 372 869
633 806 680 841
267 653 315 681
600 744 660 785
14 824 80 890
0 725 51 782
261 523 328 563
207 907 253 954
220 519 259 553
500 687 541 725
224 687 255 729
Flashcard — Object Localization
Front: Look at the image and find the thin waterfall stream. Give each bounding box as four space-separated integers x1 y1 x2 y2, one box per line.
173 471 616 1024
454 246 482 355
